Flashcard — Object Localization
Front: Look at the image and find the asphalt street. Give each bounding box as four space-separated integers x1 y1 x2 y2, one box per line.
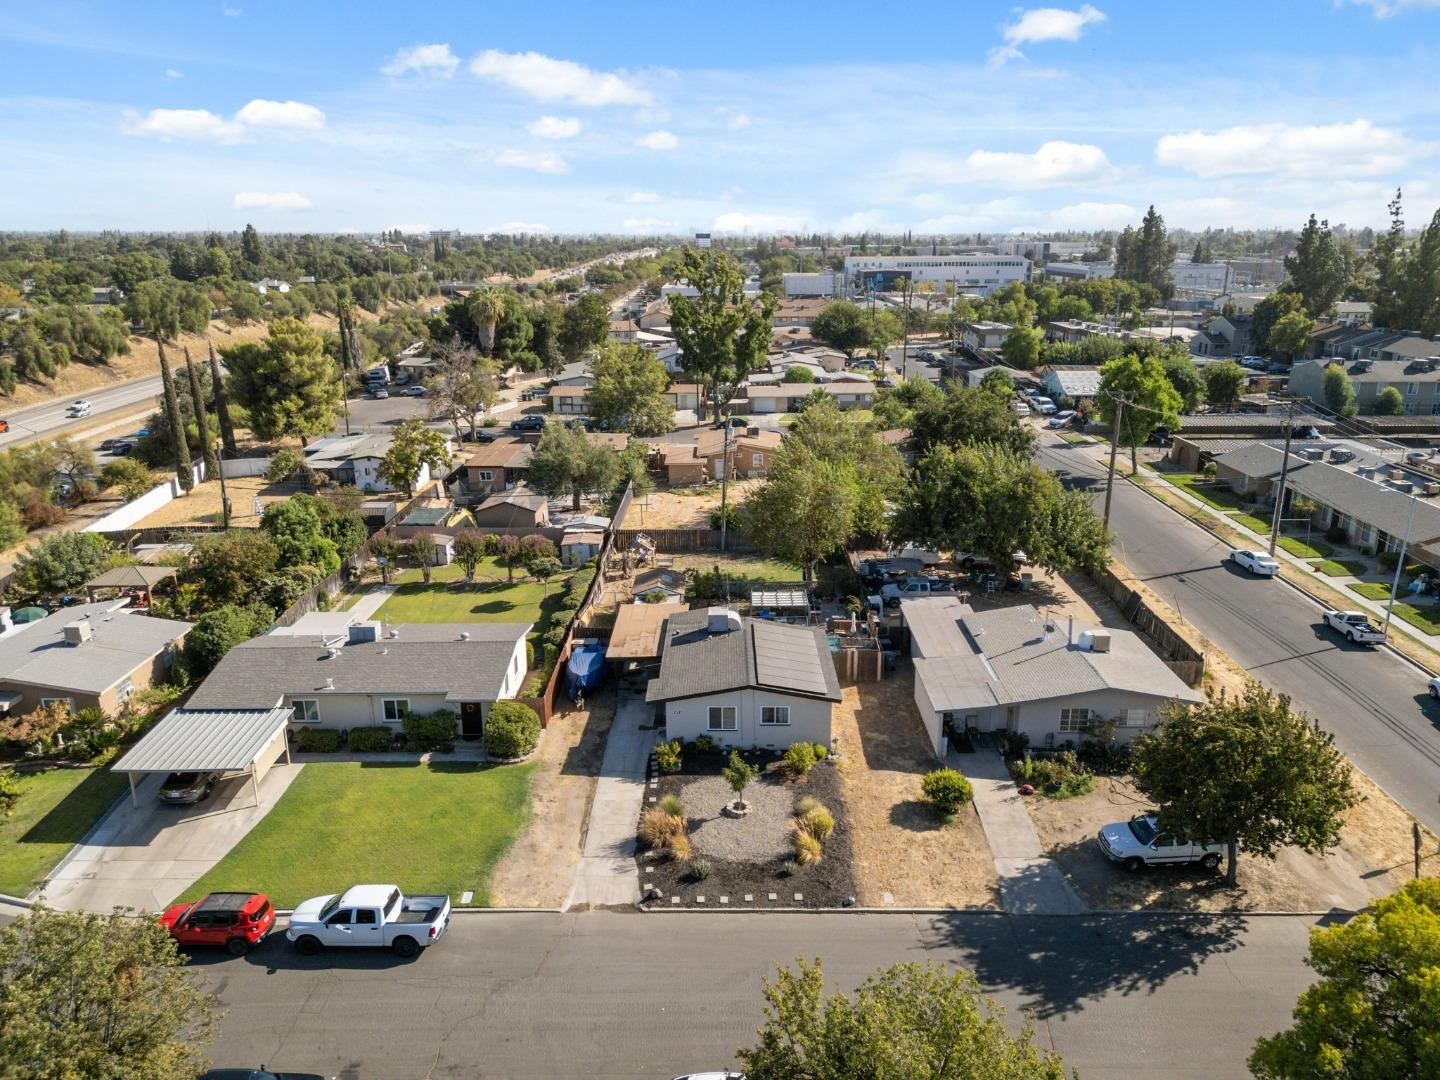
201 911 1322 1080
1035 429 1440 835
0 375 162 448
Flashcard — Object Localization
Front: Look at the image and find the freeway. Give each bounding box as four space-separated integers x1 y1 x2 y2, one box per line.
202 911 1320 1080
0 375 162 449
1035 430 1440 834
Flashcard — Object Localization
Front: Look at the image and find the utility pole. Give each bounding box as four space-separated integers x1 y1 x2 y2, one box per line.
718 410 733 552
1267 399 1298 557
1102 392 1126 529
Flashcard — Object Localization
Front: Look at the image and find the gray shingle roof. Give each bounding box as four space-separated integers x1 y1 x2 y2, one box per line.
0 602 190 695
1285 464 1440 543
1212 443 1307 479
645 610 841 704
186 623 530 709
112 707 293 774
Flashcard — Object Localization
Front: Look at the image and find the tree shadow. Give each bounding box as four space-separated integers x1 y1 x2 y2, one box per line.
888 799 946 833
471 599 519 614
557 685 617 778
18 769 128 845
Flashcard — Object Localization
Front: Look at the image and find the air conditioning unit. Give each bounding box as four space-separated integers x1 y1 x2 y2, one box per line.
62 620 93 646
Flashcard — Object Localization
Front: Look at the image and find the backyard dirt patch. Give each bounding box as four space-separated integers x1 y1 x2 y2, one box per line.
642 747 856 907
129 476 298 529
487 688 616 908
619 480 762 530
1028 770 1436 912
833 668 999 909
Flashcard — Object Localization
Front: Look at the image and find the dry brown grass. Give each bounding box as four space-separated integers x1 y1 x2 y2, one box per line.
129 475 288 529
833 669 1000 908
619 479 763 530
487 688 616 908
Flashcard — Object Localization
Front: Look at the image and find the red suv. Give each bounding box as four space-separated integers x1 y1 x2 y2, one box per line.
160 892 275 956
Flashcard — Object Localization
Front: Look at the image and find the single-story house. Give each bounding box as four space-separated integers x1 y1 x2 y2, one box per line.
560 529 604 567
463 437 533 495
397 502 476 531
1041 365 1102 401
0 601 191 717
609 318 641 343
638 302 671 330
471 489 550 529
663 383 702 411
646 608 841 749
771 298 828 328
303 432 453 493
185 618 532 740
550 385 590 415
903 598 1202 756
632 568 688 604
745 383 875 414
663 426 784 483
1211 443 1305 497
661 444 708 485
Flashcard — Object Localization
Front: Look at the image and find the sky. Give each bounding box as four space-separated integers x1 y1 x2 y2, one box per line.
3 0 1440 236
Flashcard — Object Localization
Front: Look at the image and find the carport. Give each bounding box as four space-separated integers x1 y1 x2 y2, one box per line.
112 707 294 810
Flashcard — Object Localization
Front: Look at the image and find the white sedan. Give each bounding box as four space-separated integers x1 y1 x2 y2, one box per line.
1048 410 1077 429
1428 676 1440 700
1229 549 1280 576
66 399 92 416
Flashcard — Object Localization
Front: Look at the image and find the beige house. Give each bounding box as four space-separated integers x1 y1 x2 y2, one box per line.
463 438 533 495
663 426 784 483
664 383 703 411
550 385 590 415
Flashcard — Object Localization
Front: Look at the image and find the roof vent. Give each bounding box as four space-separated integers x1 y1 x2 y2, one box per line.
460 631 471 641
324 677 335 690
347 621 379 644
62 620 93 646
388 628 400 639
325 646 340 659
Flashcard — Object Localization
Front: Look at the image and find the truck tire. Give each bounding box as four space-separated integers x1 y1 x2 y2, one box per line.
1199 852 1221 872
392 936 420 958
294 935 322 955
1122 857 1145 873
225 937 251 957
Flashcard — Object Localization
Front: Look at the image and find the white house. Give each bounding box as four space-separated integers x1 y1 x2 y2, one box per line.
302 432 452 493
903 598 1203 757
646 609 841 749
960 320 1012 353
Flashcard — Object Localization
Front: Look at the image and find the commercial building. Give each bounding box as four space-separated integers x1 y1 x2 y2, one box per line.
843 254 1030 296
782 271 843 298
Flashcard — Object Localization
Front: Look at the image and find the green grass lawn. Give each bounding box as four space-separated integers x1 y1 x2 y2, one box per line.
1057 432 1094 446
1166 474 1249 512
186 761 535 908
1230 512 1272 534
0 768 129 897
1348 581 1395 601
374 557 574 632
1311 558 1369 578
1391 602 1440 636
1276 535 1334 559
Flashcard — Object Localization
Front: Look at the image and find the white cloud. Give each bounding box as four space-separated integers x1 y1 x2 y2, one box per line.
125 108 246 143
899 141 1117 189
164 68 184 81
988 4 1106 66
625 191 661 203
635 130 678 150
1155 119 1425 178
233 98 326 130
469 50 652 106
528 115 582 139
232 191 313 210
1341 0 1440 16
494 148 569 174
622 217 677 230
1041 200 1137 229
726 112 751 131
712 211 804 233
381 43 460 78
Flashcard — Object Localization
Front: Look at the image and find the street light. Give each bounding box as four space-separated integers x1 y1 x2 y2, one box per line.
1382 487 1418 641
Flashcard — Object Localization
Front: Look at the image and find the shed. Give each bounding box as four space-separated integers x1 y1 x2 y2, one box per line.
560 530 604 567
112 706 294 809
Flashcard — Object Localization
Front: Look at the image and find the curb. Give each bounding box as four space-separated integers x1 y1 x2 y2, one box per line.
636 904 1346 917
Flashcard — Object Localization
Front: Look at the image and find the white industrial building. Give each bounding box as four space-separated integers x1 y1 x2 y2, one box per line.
1170 262 1234 297
844 254 1030 296
782 271 843 298
1043 262 1114 283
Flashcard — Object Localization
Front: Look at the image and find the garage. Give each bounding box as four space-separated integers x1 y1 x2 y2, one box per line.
112 707 294 810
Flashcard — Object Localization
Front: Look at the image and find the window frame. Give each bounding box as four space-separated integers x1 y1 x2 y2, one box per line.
381 698 409 724
706 705 738 732
475 469 495 483
1058 707 1092 733
291 698 321 724
39 697 72 712
760 705 790 727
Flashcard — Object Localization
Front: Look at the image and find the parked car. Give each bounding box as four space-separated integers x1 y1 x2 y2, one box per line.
848 358 877 371
713 415 748 429
1229 549 1280 577
1014 402 1031 418
1047 410 1077 429
1428 674 1440 700
520 385 548 401
1097 814 1225 872
510 415 546 433
159 771 221 805
286 884 451 958
1324 609 1386 645
99 437 123 452
1239 356 1268 371
403 384 426 397
0 419 9 433
1028 395 1057 415
371 387 389 399
160 891 275 956
109 440 136 456
880 576 954 607
66 399 92 416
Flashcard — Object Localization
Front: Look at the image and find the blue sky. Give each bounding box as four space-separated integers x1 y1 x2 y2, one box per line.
3 0 1439 234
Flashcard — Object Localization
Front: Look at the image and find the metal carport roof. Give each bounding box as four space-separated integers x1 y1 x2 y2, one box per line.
113 707 293 774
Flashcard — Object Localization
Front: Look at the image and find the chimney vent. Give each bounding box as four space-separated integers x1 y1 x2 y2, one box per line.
388 628 400 639
706 607 743 634
324 677 335 690
325 646 340 659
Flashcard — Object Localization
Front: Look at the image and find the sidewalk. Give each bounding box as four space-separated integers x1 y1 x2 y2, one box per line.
564 691 654 910
347 583 396 621
951 748 1087 915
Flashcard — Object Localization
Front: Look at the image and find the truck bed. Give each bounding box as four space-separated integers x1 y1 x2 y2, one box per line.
392 895 448 923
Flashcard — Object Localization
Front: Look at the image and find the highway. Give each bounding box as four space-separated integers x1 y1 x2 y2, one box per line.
0 376 162 448
1035 430 1440 834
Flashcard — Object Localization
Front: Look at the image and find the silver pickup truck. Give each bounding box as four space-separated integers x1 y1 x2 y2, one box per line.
286 884 451 958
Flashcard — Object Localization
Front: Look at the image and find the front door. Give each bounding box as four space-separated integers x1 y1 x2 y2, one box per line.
460 702 484 740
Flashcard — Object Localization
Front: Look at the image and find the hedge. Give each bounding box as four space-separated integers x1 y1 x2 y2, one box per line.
294 727 341 753
346 726 392 753
402 710 457 752
482 701 541 759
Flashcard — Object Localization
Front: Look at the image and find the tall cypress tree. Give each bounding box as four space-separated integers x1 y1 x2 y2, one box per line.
208 341 237 453
158 342 193 491
183 347 219 480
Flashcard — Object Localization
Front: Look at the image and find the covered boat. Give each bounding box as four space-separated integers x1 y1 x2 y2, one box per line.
565 640 608 700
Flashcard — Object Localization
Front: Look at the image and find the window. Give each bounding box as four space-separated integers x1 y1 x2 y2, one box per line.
292 699 321 724
39 697 72 712
325 909 352 927
1058 707 1092 733
1407 382 1419 396
476 469 494 483
1123 708 1148 728
760 706 790 726
353 909 377 925
382 699 409 723
115 678 134 703
752 453 765 469
707 706 737 731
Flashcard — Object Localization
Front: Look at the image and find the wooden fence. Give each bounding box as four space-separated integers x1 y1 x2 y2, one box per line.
1088 561 1207 686
611 527 755 553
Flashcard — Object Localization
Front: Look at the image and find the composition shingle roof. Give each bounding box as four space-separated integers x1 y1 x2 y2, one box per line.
0 602 191 695
466 438 533 469
645 609 840 704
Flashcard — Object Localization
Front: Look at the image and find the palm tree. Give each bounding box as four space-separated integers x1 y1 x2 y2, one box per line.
466 290 507 353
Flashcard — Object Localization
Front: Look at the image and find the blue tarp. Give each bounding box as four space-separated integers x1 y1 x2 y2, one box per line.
565 641 608 700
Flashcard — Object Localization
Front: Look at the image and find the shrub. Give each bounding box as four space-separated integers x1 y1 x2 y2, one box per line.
654 739 683 774
1377 550 1400 571
346 726 392 752
294 727 340 752
1009 751 1093 800
780 859 800 876
402 709 458 753
657 793 685 818
921 769 974 814
998 731 1030 760
667 833 692 861
1077 738 1131 775
794 795 821 816
266 448 300 482
794 831 823 865
525 639 536 669
811 743 829 760
481 702 539 759
723 750 759 805
692 734 715 752
1324 525 1348 544
0 769 19 816
783 742 818 777
689 858 712 881
639 807 685 848
797 805 834 841
1199 461 1218 478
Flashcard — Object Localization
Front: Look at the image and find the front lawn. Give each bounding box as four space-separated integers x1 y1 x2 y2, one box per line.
1392 602 1440 636
0 768 129 897
1230 512 1271 535
1348 581 1395 601
186 761 535 908
1276 535 1334 559
374 558 574 635
1312 558 1368 578
1166 473 1248 512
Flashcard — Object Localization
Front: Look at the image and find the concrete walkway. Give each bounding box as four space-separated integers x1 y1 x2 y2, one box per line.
564 691 655 910
953 748 1087 915
347 583 396 621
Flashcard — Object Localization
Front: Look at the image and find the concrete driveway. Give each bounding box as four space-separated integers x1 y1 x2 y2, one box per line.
41 765 302 913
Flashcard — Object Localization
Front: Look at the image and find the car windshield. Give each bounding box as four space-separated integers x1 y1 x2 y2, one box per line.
318 893 343 920
1128 816 1156 846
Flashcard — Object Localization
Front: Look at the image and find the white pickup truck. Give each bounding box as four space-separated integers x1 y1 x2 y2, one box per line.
1097 814 1225 873
286 884 450 958
1324 609 1386 645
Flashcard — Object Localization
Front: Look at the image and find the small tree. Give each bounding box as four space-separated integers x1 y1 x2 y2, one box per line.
453 531 488 584
404 536 433 583
266 447 300 483
528 555 563 597
182 603 273 677
723 749 759 811
13 532 111 596
1250 877 1440 1080
0 906 218 1079
1131 682 1358 886
100 458 157 501
739 959 1071 1079
495 534 521 583
1322 363 1357 417
1373 385 1406 416
369 534 407 584
379 419 451 496
1203 360 1247 408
